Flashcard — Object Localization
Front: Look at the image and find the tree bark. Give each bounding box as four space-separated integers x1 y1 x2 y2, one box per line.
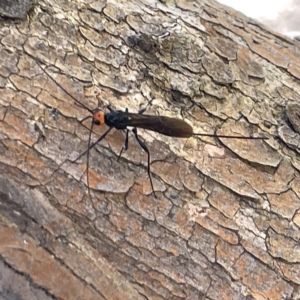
0 0 300 299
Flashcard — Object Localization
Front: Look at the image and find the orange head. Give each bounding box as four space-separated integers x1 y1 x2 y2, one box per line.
92 110 105 126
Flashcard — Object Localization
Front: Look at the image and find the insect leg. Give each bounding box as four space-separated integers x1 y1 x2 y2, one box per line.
138 106 147 115
107 105 114 112
116 108 130 160
132 128 156 197
118 129 129 161
72 127 113 162
138 99 154 115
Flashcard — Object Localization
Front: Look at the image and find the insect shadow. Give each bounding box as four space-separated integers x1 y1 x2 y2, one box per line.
35 62 268 198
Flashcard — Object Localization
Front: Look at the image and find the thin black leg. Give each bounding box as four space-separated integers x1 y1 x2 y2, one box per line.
73 126 113 203
138 99 153 115
79 115 92 124
72 127 113 162
107 105 114 112
138 106 147 115
132 128 156 197
118 129 129 161
117 108 130 161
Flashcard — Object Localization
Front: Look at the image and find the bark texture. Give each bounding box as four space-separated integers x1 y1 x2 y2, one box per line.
0 0 300 299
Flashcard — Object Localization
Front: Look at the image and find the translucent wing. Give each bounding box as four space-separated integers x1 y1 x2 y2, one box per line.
124 113 193 138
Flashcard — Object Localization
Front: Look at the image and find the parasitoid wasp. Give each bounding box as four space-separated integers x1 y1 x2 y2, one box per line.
35 61 268 198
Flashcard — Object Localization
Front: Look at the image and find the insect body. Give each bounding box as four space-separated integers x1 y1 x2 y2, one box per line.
94 110 193 137
93 109 265 139
36 61 268 198
78 109 195 197
81 108 267 197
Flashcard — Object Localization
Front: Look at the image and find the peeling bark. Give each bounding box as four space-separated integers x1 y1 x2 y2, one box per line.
0 0 300 299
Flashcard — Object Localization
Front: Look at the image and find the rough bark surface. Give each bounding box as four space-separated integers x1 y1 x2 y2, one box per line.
0 0 300 299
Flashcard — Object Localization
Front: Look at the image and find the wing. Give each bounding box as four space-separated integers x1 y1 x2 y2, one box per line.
124 113 194 138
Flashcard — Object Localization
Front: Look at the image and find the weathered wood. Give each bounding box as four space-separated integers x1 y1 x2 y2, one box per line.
0 0 300 299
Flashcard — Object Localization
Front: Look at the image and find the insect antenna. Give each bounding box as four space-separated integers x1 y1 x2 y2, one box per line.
35 59 94 115
32 58 269 199
86 121 95 202
34 59 103 201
